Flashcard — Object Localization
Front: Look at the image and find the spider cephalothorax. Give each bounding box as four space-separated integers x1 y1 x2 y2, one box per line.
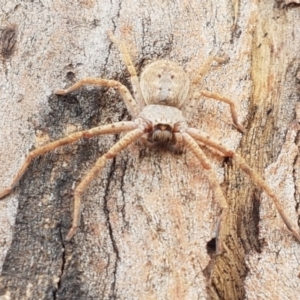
1 31 299 250
139 104 186 146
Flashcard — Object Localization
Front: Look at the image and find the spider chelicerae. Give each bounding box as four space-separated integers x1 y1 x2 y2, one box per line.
1 31 299 250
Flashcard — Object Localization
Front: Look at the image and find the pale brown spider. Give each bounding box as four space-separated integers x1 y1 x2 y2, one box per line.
1 31 299 249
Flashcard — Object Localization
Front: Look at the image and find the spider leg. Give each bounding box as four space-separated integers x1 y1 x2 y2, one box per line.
0 121 137 200
180 131 228 253
55 77 139 117
107 30 144 110
187 127 300 242
200 90 245 133
191 56 228 87
186 56 229 120
66 126 146 240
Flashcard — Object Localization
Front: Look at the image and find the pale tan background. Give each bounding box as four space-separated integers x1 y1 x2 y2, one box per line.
0 0 300 299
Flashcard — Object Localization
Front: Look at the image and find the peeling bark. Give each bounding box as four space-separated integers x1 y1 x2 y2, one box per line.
0 1 300 299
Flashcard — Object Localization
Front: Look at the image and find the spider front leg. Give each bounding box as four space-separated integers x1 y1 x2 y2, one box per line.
187 127 300 242
187 56 244 133
0 121 137 199
200 91 245 133
180 132 229 253
107 30 144 110
66 126 145 240
55 77 139 117
191 56 229 87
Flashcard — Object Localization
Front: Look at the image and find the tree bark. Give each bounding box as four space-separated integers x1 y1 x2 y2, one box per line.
0 1 299 299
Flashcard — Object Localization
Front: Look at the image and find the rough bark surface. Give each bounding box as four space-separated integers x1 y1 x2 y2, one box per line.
0 1 299 299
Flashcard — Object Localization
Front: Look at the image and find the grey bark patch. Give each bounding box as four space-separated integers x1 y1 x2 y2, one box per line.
0 88 125 298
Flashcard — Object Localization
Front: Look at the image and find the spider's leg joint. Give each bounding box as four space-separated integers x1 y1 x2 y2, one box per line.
105 153 116 159
135 118 153 132
82 131 94 138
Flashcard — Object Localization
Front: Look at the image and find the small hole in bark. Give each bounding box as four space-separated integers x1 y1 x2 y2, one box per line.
66 72 75 81
1 25 17 59
206 238 217 254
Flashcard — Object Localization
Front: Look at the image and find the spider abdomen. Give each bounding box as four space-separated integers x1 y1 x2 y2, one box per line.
140 60 190 108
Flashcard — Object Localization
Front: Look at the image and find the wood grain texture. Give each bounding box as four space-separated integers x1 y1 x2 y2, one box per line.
0 1 299 299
